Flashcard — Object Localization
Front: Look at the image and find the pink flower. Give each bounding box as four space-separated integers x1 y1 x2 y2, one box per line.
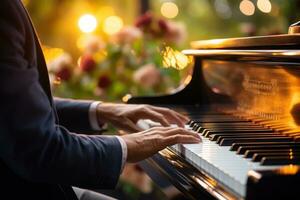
84 36 105 54
55 67 72 81
79 54 96 72
97 74 112 89
135 12 153 28
112 26 142 44
47 53 73 81
164 21 187 45
48 53 73 73
133 64 161 88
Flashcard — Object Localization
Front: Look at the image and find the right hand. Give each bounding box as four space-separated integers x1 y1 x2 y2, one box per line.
121 126 201 163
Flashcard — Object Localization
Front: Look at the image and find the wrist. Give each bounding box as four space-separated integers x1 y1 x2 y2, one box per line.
96 102 114 124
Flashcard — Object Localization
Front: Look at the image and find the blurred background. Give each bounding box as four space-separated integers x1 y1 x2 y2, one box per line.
23 0 300 199
24 0 300 102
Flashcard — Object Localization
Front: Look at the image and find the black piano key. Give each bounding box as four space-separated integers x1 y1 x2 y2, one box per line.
252 152 300 162
204 128 273 133
204 127 272 131
201 122 265 126
189 121 196 127
191 115 237 118
261 156 300 165
187 120 193 125
216 134 286 142
210 132 280 141
193 119 249 123
195 122 263 128
212 134 283 142
244 149 300 158
204 128 274 136
230 142 300 151
190 114 248 121
195 126 205 133
196 126 268 134
191 121 263 127
192 124 200 131
203 129 274 137
236 144 300 154
220 137 294 146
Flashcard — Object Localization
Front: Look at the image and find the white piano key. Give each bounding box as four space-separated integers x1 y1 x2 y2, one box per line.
139 120 285 198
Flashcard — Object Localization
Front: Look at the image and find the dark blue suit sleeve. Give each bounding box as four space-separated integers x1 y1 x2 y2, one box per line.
54 98 97 133
0 1 122 189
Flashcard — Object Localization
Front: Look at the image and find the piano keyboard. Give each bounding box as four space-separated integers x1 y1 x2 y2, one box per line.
137 107 300 198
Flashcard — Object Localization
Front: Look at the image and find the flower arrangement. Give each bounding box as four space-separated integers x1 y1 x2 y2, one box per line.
47 12 192 102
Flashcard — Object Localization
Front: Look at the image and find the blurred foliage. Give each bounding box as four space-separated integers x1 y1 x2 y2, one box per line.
26 0 300 58
46 13 192 102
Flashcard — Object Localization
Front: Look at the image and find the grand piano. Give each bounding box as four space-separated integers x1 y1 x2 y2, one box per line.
126 22 300 200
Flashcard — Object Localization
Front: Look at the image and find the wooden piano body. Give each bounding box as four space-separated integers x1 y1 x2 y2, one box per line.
126 33 300 200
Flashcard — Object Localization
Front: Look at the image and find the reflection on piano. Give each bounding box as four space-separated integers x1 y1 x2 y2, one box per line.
125 23 300 200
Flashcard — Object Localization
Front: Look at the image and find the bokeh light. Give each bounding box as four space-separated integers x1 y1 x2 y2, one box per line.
78 14 98 33
42 46 64 64
161 2 179 19
239 0 255 16
162 47 192 70
103 16 124 35
257 0 272 13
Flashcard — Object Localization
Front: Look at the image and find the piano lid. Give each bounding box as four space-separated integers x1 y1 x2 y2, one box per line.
191 34 300 50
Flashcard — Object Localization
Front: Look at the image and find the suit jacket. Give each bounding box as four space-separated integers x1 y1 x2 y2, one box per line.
0 0 123 199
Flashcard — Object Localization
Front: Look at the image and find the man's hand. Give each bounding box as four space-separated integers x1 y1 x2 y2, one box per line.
121 126 201 162
96 103 189 132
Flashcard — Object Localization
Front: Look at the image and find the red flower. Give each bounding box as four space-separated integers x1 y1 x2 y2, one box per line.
55 67 71 81
158 18 169 33
97 75 112 89
135 12 153 28
79 54 96 72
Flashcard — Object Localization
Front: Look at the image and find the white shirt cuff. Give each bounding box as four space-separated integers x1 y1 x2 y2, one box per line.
88 101 102 131
116 136 127 172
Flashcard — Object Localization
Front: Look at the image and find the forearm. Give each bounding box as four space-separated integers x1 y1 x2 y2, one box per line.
54 98 96 133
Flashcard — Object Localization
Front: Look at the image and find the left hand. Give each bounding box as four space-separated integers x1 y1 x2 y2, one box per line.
96 103 189 132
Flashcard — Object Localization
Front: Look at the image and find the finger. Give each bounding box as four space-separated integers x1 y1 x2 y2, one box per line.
121 119 143 133
150 107 189 127
148 126 175 131
149 106 188 120
159 110 185 127
139 109 170 127
163 135 201 147
163 127 200 138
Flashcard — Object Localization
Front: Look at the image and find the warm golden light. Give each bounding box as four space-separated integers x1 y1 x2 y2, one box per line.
183 75 193 85
122 94 132 103
162 47 192 70
257 0 272 13
97 6 115 18
78 14 98 33
161 2 179 19
239 0 255 16
76 35 87 50
278 165 299 175
175 52 190 70
42 46 64 64
22 0 30 6
103 16 124 35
